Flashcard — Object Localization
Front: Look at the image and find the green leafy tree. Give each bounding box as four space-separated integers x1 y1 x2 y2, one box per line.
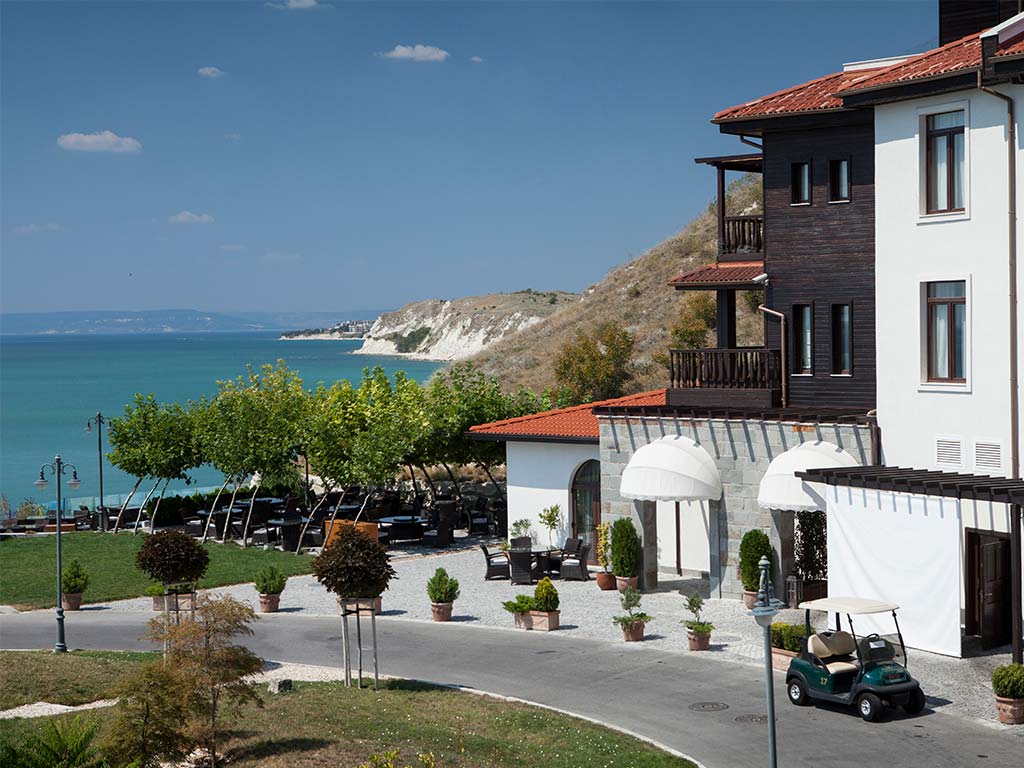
108 393 161 532
554 321 636 404
669 292 717 349
102 662 192 768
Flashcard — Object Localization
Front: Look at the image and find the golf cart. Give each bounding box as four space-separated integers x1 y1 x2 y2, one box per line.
785 597 926 722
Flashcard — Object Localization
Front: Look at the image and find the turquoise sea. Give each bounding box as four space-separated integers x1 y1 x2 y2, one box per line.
0 332 442 508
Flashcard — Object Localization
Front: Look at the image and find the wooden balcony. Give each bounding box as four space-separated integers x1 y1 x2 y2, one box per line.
722 215 763 257
667 348 781 407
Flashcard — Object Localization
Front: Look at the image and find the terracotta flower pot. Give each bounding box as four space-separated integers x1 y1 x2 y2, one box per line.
742 590 759 609
687 630 711 651
622 620 646 642
995 696 1024 725
61 593 83 611
431 602 453 622
595 572 617 591
259 594 281 613
616 576 638 592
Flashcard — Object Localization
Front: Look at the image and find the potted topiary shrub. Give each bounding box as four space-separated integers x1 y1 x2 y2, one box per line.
769 621 807 671
595 521 615 591
611 518 640 592
682 592 715 651
787 511 828 605
502 577 560 631
739 529 772 609
611 588 653 641
313 523 396 617
135 530 210 611
254 565 287 613
992 663 1024 725
61 559 90 611
426 567 460 622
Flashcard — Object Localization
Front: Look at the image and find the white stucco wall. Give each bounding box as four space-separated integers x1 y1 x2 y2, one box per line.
655 500 711 575
505 440 599 547
874 84 1024 477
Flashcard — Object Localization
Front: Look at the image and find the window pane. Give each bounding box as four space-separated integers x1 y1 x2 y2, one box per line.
833 304 851 373
792 163 809 203
930 304 949 379
798 305 812 371
928 281 965 299
953 302 966 379
929 134 948 210
839 160 849 199
928 110 965 130
952 132 965 209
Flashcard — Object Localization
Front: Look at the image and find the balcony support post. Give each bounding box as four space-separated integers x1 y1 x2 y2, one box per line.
716 166 726 257
716 290 737 349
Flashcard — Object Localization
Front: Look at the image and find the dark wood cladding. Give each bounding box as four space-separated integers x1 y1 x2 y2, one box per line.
761 115 877 410
939 0 1019 46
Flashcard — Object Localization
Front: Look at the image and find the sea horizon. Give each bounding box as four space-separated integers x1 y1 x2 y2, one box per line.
0 330 442 509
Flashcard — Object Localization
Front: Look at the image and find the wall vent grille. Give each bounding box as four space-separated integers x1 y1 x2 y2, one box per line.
935 437 963 468
974 442 1003 473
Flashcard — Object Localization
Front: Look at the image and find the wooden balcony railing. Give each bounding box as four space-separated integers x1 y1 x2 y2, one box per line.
669 348 781 390
722 215 763 255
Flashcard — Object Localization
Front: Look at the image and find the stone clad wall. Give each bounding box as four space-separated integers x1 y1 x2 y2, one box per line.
598 415 874 599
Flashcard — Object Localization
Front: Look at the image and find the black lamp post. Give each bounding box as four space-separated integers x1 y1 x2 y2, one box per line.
85 412 109 528
35 455 80 653
750 555 784 768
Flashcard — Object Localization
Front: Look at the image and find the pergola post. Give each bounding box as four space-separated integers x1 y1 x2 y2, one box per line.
1013 503 1022 664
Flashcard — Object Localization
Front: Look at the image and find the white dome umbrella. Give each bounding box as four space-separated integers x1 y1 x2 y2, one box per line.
620 435 723 501
757 441 860 512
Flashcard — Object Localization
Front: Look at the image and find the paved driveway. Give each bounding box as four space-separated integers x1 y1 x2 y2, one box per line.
1 610 1020 768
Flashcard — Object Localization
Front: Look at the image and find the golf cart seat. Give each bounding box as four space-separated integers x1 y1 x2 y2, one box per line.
808 632 860 675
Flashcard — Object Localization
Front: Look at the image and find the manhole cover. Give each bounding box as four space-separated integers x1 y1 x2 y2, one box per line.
688 702 729 712
734 714 769 725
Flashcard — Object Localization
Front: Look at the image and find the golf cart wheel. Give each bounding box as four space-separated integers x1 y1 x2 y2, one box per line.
787 678 809 706
902 688 926 715
858 692 884 722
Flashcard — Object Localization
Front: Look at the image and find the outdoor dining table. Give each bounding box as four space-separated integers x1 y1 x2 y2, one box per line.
378 515 428 542
267 516 305 550
332 503 362 520
509 547 559 584
196 508 230 538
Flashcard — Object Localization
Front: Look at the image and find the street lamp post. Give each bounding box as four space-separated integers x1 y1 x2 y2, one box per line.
35 455 81 653
750 554 784 768
85 413 109 529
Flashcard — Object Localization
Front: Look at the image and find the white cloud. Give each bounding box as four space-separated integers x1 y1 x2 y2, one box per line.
470 55 484 63
224 133 242 141
169 211 215 224
198 66 225 79
14 222 61 235
266 0 326 9
380 44 450 63
57 131 141 153
220 243 246 252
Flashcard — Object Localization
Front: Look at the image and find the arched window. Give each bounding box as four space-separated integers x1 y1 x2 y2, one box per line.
571 460 601 563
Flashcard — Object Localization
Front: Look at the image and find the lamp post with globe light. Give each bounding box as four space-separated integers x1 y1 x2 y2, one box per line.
750 554 784 768
85 412 110 528
35 455 81 653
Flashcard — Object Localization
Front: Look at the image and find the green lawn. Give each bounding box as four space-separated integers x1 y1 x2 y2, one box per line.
0 652 694 768
0 533 313 609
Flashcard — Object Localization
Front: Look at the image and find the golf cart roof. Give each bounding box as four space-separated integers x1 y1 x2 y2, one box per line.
798 597 899 615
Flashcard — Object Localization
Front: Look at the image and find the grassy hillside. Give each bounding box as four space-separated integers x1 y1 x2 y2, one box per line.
469 174 764 393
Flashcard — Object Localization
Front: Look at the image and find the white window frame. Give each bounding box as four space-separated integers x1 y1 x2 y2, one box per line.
916 99 970 223
917 273 972 393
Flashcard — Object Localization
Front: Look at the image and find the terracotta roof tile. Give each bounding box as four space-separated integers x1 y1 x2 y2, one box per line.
713 68 885 122
469 390 667 441
838 29 1024 96
669 261 764 287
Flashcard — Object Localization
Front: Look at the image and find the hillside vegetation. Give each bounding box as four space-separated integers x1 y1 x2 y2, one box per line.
469 174 764 393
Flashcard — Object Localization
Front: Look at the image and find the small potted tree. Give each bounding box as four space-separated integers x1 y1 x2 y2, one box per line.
595 521 615 591
992 663 1024 725
611 588 653 642
538 504 561 548
682 592 714 651
509 518 533 543
426 567 460 622
611 518 639 592
135 530 209 611
61 559 90 611
313 523 396 617
502 577 560 631
254 565 287 613
739 529 772 609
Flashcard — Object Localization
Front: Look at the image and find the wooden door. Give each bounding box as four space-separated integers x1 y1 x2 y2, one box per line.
980 537 1011 650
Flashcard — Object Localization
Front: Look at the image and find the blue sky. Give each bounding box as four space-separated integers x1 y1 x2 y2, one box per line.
1 0 934 315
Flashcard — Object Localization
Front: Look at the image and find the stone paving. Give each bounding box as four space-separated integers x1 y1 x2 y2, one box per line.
37 542 1016 727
